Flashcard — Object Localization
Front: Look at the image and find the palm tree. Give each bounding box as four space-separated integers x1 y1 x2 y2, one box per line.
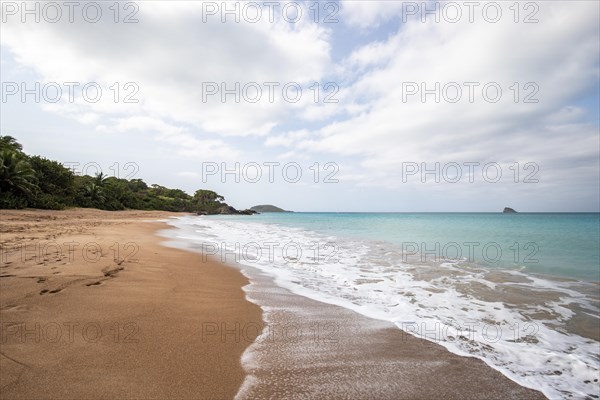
0 135 23 152
0 150 38 195
85 182 105 203
93 172 107 187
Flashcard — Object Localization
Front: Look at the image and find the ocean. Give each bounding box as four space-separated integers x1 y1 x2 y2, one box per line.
164 212 600 399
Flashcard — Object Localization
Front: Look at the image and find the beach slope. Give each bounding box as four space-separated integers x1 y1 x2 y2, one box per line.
0 209 262 399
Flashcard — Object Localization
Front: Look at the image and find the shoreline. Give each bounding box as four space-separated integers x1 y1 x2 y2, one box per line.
161 215 547 399
238 271 547 399
0 209 263 399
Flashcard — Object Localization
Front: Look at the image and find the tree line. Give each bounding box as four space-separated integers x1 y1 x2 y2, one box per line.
0 135 228 213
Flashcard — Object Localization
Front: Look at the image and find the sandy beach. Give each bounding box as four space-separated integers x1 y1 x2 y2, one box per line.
1 209 548 399
0 209 262 399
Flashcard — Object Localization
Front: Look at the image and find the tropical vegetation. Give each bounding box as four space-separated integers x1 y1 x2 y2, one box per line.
0 135 228 213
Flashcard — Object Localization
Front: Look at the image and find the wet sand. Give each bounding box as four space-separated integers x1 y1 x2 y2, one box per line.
232 267 548 399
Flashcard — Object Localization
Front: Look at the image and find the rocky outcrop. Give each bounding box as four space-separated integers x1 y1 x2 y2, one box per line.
238 209 257 215
503 207 517 213
196 206 258 216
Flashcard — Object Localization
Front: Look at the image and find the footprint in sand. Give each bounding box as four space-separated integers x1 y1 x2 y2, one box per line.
39 288 62 295
102 266 124 277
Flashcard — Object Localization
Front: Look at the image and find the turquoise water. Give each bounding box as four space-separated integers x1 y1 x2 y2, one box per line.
219 212 600 281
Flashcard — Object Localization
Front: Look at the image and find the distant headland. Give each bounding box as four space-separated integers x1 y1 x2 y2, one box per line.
250 205 290 213
198 204 291 215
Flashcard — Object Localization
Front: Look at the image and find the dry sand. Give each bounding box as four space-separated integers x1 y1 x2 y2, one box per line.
0 209 262 399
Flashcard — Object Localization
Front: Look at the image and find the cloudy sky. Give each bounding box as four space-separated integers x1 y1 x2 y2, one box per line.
1 0 599 212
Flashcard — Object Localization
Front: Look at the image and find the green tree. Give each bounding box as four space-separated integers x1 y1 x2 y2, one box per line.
128 179 148 192
193 189 225 213
93 172 108 187
28 156 75 209
85 183 105 205
0 135 23 152
165 188 190 200
0 150 38 196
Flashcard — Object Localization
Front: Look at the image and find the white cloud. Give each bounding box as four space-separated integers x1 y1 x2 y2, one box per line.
277 1 600 196
265 129 311 147
1 1 333 139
